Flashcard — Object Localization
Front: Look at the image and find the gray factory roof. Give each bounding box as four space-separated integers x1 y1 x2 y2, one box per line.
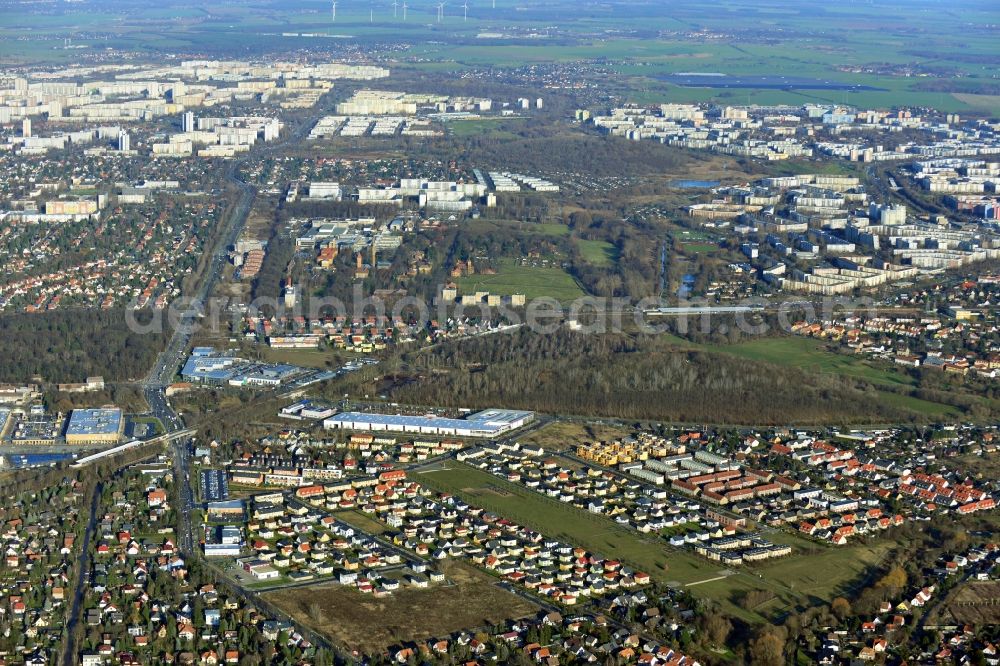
65 408 123 436
327 408 532 433
466 408 534 427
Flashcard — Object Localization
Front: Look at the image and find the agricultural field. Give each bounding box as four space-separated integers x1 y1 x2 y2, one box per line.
264 559 540 654
952 94 1000 113
5 0 995 112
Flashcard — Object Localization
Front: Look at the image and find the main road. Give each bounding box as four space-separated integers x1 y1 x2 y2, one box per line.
140 108 329 557
125 106 356 663
60 482 102 666
140 155 256 560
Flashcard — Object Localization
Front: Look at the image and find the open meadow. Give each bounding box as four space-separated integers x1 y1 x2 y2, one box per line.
454 259 585 303
265 559 540 654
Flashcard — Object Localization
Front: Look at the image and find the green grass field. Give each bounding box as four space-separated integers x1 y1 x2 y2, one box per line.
577 239 618 267
952 94 1000 113
466 219 570 237
338 509 394 537
415 461 893 622
681 242 718 254
257 345 369 370
259 346 336 369
455 260 584 302
874 391 963 419
708 336 962 419
524 222 571 237
717 337 912 388
751 541 891 604
768 160 862 177
415 462 714 584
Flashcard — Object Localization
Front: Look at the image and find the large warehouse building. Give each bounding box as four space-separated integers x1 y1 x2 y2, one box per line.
323 408 533 438
64 408 124 445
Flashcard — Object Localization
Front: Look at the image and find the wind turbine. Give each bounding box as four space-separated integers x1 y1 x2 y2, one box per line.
392 0 398 17
437 1 445 22
331 0 337 21
402 1 408 19
463 0 468 21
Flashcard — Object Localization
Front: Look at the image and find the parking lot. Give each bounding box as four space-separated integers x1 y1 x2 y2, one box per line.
201 469 230 502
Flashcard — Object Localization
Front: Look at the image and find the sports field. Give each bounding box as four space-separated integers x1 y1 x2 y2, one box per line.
681 242 717 254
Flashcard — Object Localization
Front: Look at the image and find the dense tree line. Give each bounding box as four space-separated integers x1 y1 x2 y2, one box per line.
393 330 919 425
360 131 693 180
252 234 294 306
457 134 692 178
0 309 172 383
45 385 147 414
